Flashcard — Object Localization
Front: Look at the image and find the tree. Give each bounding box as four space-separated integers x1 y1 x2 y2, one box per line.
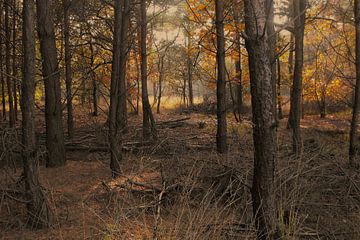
63 0 74 139
140 0 157 140
243 0 279 238
350 0 360 168
109 0 131 178
0 0 6 121
215 0 227 153
21 0 53 227
288 0 306 155
5 0 15 127
36 0 66 168
12 0 18 121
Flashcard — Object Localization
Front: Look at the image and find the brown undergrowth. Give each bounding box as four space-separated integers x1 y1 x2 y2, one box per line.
1 110 360 239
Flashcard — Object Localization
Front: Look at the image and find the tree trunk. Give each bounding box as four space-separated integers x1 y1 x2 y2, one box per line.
22 0 53 228
235 58 243 118
349 0 360 168
157 56 164 114
244 0 279 239
63 0 74 140
289 0 306 155
5 0 15 127
287 35 294 129
183 77 187 106
109 0 124 178
0 0 5 121
12 0 18 121
90 41 98 116
36 0 66 168
215 0 227 154
140 0 157 140
187 34 194 107
118 0 130 131
277 57 283 120
267 0 277 124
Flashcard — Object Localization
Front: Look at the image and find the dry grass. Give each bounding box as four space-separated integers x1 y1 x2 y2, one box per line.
1 110 360 239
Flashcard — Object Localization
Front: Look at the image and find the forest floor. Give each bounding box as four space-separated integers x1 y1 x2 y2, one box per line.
1 107 360 240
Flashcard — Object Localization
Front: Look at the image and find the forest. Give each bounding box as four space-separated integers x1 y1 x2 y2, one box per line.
1 0 360 239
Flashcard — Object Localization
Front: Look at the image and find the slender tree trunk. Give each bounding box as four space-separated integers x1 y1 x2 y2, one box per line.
183 77 187 106
109 0 123 178
215 0 227 153
118 0 130 130
267 0 277 124
287 35 294 129
5 0 15 127
36 0 66 168
157 56 164 114
277 57 283 120
235 57 243 118
22 0 53 228
244 0 279 238
140 0 157 140
90 42 98 116
0 0 5 121
63 0 74 139
350 0 360 168
135 52 140 115
289 0 306 155
187 34 194 107
12 0 17 121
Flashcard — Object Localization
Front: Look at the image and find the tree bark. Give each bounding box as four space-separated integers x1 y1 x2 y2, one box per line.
90 41 98 116
22 0 53 228
349 0 360 168
215 0 227 154
277 57 283 120
187 33 194 107
118 0 130 130
244 0 279 238
12 0 18 121
140 0 157 140
109 0 124 178
267 0 277 124
289 0 306 155
235 56 243 119
157 56 164 114
36 0 66 168
63 0 74 140
5 0 15 127
62 0 74 139
0 0 5 121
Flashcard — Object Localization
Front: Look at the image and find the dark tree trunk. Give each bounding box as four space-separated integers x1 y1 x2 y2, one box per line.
36 0 66 168
235 58 243 118
90 42 98 116
267 0 277 124
277 57 283 120
0 0 5 121
289 0 306 155
350 0 360 168
109 0 124 178
287 35 294 129
140 0 157 140
22 0 53 228
215 0 227 154
244 0 279 239
157 56 164 114
118 0 130 131
183 77 187 106
12 0 18 121
5 0 15 127
187 34 194 107
63 0 74 140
